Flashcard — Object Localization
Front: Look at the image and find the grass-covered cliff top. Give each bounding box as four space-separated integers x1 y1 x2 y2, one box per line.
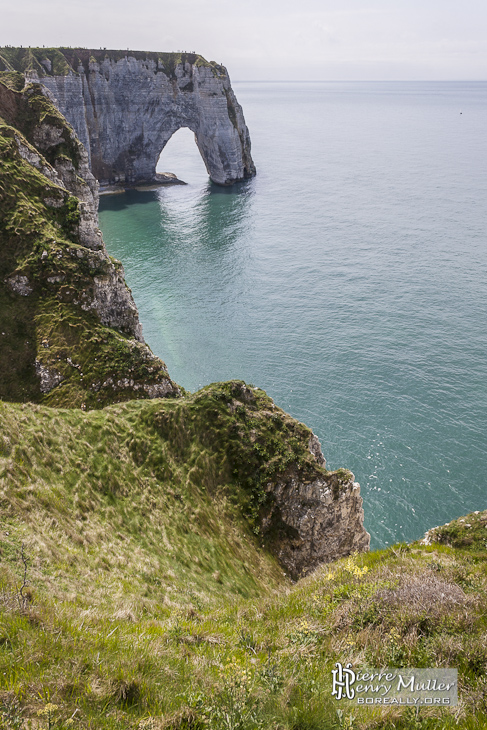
1 391 486 730
0 379 331 588
0 47 223 78
424 510 487 552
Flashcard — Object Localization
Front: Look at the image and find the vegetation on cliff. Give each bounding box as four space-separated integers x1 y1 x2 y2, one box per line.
0 48 219 79
0 72 178 405
1 433 486 730
424 511 487 552
0 64 485 730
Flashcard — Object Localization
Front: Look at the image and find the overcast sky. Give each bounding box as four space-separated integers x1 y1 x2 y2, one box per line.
2 0 487 81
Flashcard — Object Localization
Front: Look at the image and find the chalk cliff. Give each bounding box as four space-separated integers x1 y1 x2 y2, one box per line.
0 71 179 405
0 48 256 187
263 465 370 578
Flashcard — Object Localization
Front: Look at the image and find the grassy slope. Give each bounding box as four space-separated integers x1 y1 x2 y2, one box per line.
424 511 487 552
1 392 486 729
0 380 325 605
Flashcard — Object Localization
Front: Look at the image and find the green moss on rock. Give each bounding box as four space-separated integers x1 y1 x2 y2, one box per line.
424 509 487 552
0 77 177 406
0 77 82 170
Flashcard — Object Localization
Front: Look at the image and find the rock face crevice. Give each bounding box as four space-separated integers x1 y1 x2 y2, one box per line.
6 49 257 187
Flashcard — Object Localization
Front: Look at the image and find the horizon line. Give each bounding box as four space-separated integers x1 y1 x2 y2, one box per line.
232 78 487 83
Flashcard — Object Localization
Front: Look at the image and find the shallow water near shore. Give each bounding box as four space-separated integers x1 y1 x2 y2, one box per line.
99 81 487 549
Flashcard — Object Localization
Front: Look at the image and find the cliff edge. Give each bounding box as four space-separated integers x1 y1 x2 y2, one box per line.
0 71 179 406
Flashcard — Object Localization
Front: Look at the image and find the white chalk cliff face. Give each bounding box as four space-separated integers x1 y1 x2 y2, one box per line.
30 52 256 187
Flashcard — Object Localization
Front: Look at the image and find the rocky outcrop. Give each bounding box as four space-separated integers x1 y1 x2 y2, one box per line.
0 72 179 406
0 48 256 187
1 78 144 340
221 381 370 579
262 449 370 579
421 509 487 551
35 359 64 393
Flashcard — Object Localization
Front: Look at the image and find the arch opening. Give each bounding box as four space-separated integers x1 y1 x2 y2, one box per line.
156 127 209 186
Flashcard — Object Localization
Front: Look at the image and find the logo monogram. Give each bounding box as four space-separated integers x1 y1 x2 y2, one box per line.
332 662 356 700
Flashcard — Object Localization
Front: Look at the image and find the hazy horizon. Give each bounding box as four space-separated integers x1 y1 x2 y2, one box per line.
1 0 486 82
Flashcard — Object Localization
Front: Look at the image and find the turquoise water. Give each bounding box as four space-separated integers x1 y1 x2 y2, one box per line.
98 81 487 549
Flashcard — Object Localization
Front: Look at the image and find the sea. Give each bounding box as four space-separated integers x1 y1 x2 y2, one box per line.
98 81 487 549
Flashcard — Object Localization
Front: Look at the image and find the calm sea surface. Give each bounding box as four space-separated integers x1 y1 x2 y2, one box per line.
99 81 487 549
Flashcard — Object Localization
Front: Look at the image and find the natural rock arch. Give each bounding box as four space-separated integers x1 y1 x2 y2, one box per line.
156 126 209 178
24 50 256 187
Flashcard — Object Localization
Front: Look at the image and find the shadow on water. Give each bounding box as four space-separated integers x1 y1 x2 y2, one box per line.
97 174 257 398
99 189 161 212
99 177 253 210
208 179 254 196
149 178 255 254
192 181 254 248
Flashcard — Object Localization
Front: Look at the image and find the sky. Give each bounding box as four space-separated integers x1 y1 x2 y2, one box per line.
2 0 487 81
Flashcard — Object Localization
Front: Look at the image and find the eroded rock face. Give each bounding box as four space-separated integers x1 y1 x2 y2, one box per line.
220 382 370 578
30 51 255 186
262 437 370 580
10 102 144 342
0 75 180 404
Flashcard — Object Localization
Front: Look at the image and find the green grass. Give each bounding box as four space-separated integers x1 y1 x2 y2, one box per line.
0 379 333 589
424 511 487 552
0 396 486 729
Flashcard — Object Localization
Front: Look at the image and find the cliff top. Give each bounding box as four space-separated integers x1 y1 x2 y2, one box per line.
0 47 223 77
1 397 485 730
